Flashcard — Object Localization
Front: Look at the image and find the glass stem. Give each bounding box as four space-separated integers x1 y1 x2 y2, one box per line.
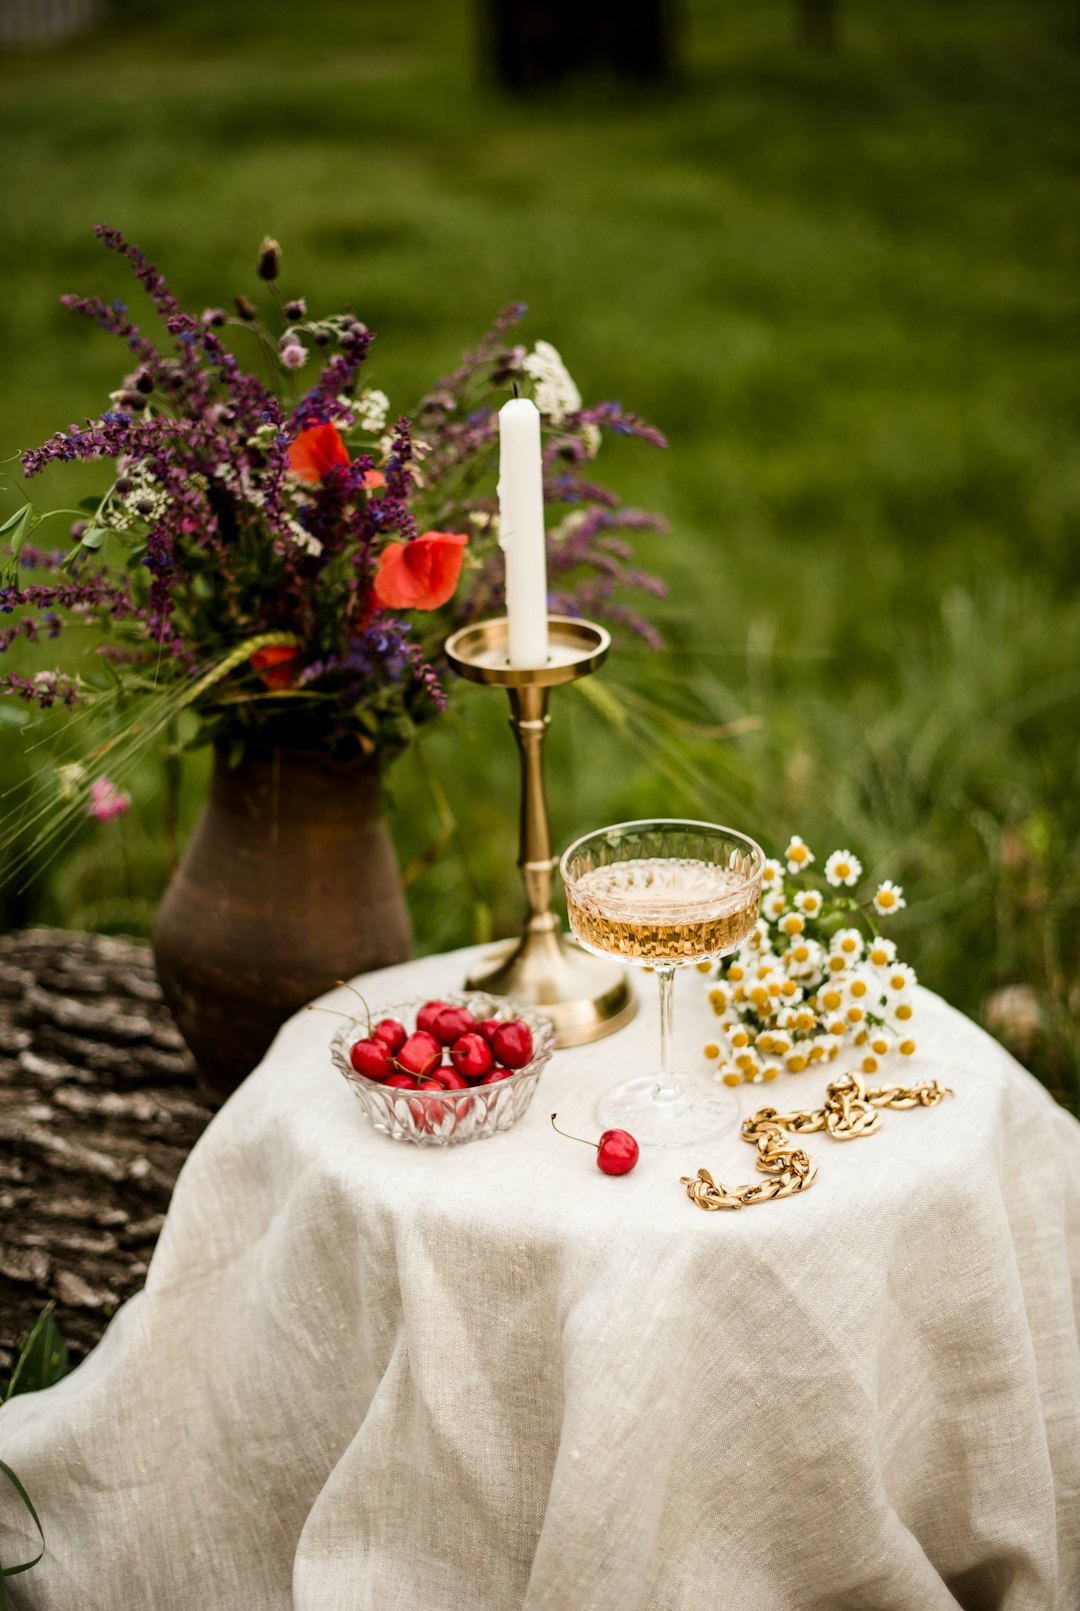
655 965 680 1100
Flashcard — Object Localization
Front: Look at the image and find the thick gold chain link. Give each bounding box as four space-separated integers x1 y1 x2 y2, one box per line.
681 1071 953 1211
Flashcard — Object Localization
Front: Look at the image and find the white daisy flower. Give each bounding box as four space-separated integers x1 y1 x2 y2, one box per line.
794 889 823 917
867 936 897 968
817 980 845 1016
824 849 863 887
763 891 787 922
884 962 917 994
785 938 827 980
761 858 785 889
830 927 863 962
873 881 906 916
784 835 814 874
522 340 582 424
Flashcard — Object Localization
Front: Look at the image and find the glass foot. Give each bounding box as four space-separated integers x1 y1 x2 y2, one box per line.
595 1073 736 1148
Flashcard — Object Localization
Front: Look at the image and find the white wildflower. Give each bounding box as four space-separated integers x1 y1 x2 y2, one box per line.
867 936 898 968
284 517 322 557
761 858 785 890
794 889 823 917
824 849 863 887
873 881 906 916
830 927 863 963
356 388 390 434
523 340 582 424
784 835 814 873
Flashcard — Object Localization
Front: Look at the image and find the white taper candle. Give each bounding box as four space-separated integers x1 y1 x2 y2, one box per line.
498 397 549 668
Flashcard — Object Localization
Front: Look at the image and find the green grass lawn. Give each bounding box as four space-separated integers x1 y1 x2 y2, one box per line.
2 0 1078 1104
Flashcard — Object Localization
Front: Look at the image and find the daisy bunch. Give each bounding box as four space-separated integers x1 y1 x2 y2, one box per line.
700 837 916 1087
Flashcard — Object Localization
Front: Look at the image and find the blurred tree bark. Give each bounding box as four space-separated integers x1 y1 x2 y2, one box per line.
0 929 209 1372
482 0 680 92
795 0 839 51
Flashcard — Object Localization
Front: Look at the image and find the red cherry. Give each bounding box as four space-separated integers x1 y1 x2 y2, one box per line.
383 1072 417 1090
476 1018 503 1045
550 1114 639 1175
416 1000 450 1037
478 1064 514 1085
350 1037 393 1081
427 1066 471 1091
597 1129 639 1176
491 1019 533 1070
372 1017 408 1053
450 1031 493 1081
396 1031 442 1078
432 1005 477 1045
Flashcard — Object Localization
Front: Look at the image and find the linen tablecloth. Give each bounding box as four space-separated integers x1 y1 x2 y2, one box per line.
2 946 1078 1611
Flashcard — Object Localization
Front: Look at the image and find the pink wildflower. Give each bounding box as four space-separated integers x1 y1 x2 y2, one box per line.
88 777 131 822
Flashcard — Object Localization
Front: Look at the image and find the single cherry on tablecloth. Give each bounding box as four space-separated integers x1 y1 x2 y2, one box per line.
550 1114 640 1175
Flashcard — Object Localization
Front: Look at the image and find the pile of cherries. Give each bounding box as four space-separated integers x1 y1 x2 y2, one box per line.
349 999 535 1093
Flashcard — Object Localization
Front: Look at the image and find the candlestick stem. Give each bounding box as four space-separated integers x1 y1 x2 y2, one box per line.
444 616 636 1047
510 684 557 932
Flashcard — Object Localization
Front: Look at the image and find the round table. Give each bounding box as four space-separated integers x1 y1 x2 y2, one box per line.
2 947 1078 1610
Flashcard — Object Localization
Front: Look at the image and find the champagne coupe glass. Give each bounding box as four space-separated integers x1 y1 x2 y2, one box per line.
560 820 764 1147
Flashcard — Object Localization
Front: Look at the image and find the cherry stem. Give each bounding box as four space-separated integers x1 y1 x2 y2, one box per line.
550 1113 599 1151
305 1005 361 1023
334 980 373 1034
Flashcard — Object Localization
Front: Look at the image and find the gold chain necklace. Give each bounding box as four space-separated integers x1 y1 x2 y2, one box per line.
681 1070 953 1210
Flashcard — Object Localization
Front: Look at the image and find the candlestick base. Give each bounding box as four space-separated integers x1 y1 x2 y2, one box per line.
465 919 636 1047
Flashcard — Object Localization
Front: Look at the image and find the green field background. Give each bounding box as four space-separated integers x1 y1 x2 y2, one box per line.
1 0 1078 1104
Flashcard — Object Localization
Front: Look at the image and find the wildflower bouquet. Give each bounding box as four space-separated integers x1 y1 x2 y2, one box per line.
1 226 667 846
702 837 916 1086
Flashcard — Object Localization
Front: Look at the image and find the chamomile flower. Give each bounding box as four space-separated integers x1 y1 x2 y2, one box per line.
867 936 898 968
817 981 845 1016
873 881 906 916
884 962 917 994
779 911 805 937
794 889 823 918
763 891 787 922
824 849 862 887
761 858 785 890
784 835 814 874
830 928 863 964
784 938 826 979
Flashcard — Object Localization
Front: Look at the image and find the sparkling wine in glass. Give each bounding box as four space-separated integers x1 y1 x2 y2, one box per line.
560 820 764 1147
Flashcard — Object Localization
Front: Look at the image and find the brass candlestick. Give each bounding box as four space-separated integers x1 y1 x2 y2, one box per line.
444 615 636 1047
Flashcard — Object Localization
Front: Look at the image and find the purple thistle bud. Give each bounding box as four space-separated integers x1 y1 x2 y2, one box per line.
284 298 306 320
201 307 227 328
234 294 257 321
257 236 281 281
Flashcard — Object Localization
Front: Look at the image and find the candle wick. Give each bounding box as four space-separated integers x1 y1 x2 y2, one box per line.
512 382 519 399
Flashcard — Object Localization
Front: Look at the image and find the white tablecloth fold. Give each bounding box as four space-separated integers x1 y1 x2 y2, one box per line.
2 948 1078 1611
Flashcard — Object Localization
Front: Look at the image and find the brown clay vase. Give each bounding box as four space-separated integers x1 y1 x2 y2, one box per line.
153 745 412 1104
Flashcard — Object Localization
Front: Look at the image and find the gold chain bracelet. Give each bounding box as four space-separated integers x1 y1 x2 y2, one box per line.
681 1070 953 1211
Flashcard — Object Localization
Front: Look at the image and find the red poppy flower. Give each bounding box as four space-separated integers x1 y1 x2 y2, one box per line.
288 423 350 483
372 531 468 612
250 645 301 690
